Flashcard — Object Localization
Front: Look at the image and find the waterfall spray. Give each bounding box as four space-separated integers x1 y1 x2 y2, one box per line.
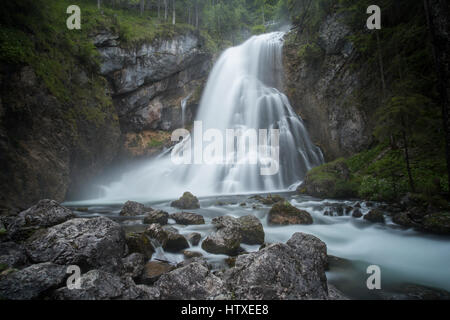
99 32 323 202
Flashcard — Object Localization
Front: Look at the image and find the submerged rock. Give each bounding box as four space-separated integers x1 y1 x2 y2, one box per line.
380 283 450 300
26 217 127 273
171 192 200 209
143 210 169 225
251 194 285 205
156 262 229 300
352 208 363 218
120 201 152 217
170 212 205 225
186 232 202 246
364 209 385 223
422 212 450 235
183 250 203 259
223 232 328 299
268 201 313 225
125 232 155 260
53 270 159 300
392 212 416 228
0 262 67 300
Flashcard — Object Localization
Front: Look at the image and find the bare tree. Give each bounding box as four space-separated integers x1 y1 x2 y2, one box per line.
172 0 176 25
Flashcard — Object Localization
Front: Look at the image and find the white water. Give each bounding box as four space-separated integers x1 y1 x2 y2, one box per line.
96 32 323 203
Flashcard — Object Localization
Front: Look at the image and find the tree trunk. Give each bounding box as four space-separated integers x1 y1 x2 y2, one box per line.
172 0 176 25
97 0 101 10
376 32 387 99
140 0 145 16
158 0 161 19
164 0 168 21
401 116 416 193
424 0 450 195
195 0 199 29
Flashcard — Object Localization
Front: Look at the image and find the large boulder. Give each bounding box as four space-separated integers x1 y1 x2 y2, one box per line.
202 215 265 255
170 212 205 225
223 233 328 300
52 270 159 300
0 263 67 300
156 262 229 300
139 261 175 285
25 217 127 273
237 215 265 245
145 224 189 253
0 242 29 269
201 216 242 256
125 232 155 260
364 209 385 223
143 210 169 225
7 200 75 241
171 192 200 209
268 202 313 225
120 201 152 217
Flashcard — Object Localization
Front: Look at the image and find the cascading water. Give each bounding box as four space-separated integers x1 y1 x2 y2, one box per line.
99 32 323 202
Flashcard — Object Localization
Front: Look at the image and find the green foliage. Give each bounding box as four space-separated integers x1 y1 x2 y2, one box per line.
297 43 323 64
251 25 267 35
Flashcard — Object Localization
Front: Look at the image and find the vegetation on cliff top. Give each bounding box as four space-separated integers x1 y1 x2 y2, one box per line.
290 0 448 203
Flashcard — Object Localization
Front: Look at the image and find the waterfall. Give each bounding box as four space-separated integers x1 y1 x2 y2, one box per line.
181 92 193 128
99 32 324 202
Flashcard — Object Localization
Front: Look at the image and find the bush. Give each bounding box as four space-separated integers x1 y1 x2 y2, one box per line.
251 25 266 35
297 43 323 64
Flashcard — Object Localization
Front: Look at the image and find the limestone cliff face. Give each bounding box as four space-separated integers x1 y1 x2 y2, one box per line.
283 13 372 161
95 31 211 135
0 30 212 212
0 65 121 213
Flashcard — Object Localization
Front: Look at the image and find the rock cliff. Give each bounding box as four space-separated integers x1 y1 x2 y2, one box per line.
283 13 373 161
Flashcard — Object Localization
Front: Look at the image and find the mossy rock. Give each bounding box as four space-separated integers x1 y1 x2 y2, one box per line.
125 232 155 260
422 212 450 235
171 192 200 209
363 209 385 224
268 201 313 225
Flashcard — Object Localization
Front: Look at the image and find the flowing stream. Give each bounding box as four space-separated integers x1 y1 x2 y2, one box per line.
67 32 450 299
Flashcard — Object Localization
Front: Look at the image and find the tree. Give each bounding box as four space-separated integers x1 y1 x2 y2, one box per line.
423 0 450 195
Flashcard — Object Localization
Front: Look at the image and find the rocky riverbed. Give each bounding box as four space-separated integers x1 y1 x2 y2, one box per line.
1 193 450 300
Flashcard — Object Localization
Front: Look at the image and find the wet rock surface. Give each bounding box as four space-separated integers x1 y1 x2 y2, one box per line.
223 233 328 299
156 262 229 300
268 201 313 225
170 212 205 225
53 270 159 300
201 215 264 255
143 210 169 225
171 192 200 209
364 209 385 223
0 263 67 300
120 201 152 217
26 217 127 273
125 232 155 260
